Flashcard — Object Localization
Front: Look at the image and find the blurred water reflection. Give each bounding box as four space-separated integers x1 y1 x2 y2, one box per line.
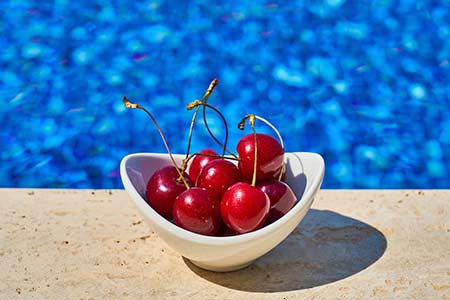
0 1 449 188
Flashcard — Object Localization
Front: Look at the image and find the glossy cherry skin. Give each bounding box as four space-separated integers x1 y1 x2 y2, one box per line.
221 182 270 234
172 187 221 236
197 159 242 200
237 133 284 183
146 166 192 220
257 180 297 224
188 148 218 185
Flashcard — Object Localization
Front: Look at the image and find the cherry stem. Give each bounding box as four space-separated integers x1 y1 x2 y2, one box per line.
238 114 258 186
239 114 285 181
197 79 238 159
253 115 285 181
123 96 191 189
203 104 238 158
188 100 238 159
278 163 286 181
182 105 201 172
249 115 258 186
183 79 218 171
203 78 219 101
253 115 284 150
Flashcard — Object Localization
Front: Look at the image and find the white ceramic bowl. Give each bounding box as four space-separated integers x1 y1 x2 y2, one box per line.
120 152 325 272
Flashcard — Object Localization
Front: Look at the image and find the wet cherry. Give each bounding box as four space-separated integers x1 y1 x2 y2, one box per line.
221 182 270 234
257 180 297 224
237 133 284 183
146 166 192 220
172 187 221 236
188 148 219 184
197 159 242 200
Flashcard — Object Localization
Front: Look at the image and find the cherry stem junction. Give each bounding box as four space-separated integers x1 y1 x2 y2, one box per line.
123 96 190 189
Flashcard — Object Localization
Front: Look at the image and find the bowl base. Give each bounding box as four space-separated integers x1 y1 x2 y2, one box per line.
188 259 254 272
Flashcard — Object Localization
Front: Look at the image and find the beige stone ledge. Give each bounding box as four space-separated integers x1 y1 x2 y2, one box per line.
0 189 449 299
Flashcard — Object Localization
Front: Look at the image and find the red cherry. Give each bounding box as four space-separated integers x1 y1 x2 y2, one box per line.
172 187 221 236
237 133 284 183
221 182 270 234
257 180 297 224
146 166 192 219
197 159 242 200
188 148 219 184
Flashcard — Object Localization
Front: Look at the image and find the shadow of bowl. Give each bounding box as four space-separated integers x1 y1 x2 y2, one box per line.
185 209 387 292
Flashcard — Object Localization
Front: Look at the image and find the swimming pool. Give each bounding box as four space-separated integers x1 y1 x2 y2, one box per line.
1 1 449 188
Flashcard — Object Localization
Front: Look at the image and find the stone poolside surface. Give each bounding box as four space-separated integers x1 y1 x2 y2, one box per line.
1 189 449 299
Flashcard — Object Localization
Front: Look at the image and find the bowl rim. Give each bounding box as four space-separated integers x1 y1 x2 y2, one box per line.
120 152 325 246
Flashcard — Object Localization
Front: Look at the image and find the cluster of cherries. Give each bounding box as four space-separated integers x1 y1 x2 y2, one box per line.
124 79 297 236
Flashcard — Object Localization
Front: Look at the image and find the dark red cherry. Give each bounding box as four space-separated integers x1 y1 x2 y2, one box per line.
257 180 297 224
221 182 270 234
146 166 192 219
197 159 242 200
172 187 221 236
188 148 219 185
237 133 284 183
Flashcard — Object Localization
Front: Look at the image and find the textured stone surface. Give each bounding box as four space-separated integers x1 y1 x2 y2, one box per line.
0 189 449 299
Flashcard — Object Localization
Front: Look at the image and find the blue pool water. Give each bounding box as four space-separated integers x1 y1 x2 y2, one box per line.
1 1 449 188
